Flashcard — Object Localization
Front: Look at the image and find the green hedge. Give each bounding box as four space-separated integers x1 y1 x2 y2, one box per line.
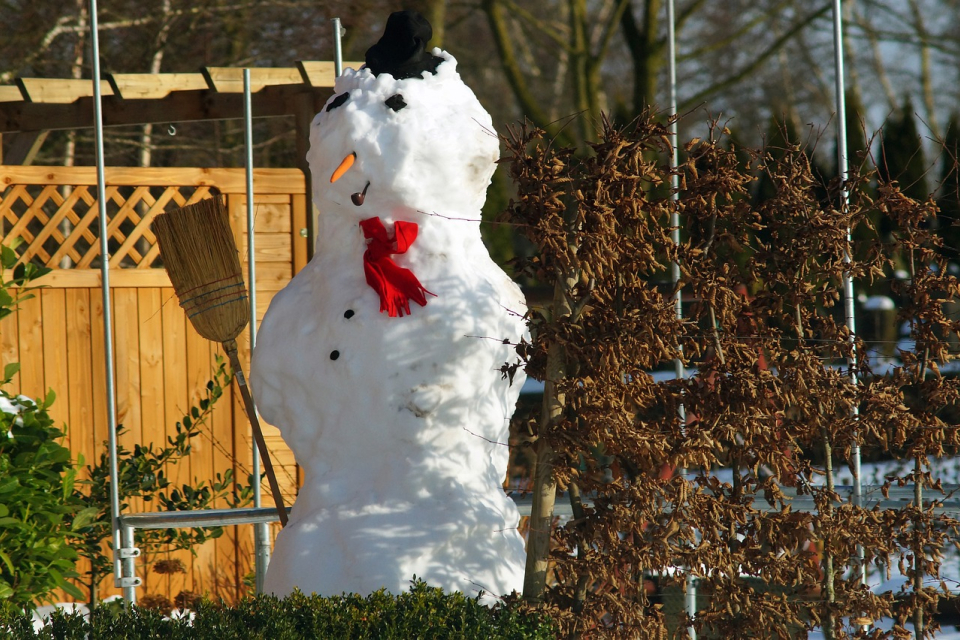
2 581 555 639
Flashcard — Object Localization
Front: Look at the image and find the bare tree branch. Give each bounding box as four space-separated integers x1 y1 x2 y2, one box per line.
679 3 831 111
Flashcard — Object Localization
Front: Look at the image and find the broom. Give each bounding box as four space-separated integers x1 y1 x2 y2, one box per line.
153 195 288 526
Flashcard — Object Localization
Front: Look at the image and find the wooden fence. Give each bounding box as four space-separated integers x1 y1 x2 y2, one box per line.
0 165 308 602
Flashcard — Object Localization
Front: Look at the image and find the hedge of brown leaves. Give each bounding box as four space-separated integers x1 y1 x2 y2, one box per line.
499 112 960 639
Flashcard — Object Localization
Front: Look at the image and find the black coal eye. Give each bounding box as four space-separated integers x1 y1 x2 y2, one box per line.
326 92 350 112
344 309 355 319
384 94 407 112
330 350 340 360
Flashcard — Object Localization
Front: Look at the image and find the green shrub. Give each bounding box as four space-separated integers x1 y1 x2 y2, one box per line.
0 240 252 610
0 373 89 614
0 580 555 639
72 357 253 606
0 244 86 614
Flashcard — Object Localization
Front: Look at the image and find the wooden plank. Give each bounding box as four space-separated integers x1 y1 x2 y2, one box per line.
184 314 214 594
161 287 189 487
21 269 172 288
88 290 109 475
158 287 196 596
236 233 292 264
242 194 295 207
256 291 277 321
0 84 335 134
15 78 114 103
230 332 252 495
85 289 111 607
0 86 24 102
202 67 302 93
210 342 239 602
241 262 291 292
40 289 70 447
15 290 43 399
0 167 306 194
138 289 164 451
64 289 94 472
230 317 261 515
112 289 141 453
0 297 19 392
230 330 257 601
232 200 293 233
113 286 144 571
291 193 308 274
297 61 365 87
108 73 208 100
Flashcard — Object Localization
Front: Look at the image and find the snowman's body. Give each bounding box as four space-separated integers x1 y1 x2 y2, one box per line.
250 49 527 600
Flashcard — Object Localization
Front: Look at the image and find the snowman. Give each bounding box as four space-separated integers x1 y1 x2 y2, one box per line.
250 11 528 600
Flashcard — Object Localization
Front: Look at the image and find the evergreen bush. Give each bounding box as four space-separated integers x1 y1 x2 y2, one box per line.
0 580 555 639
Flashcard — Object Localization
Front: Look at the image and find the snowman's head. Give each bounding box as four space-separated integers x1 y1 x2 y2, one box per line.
306 14 498 231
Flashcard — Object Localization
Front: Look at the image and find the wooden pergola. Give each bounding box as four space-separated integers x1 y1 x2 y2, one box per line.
0 61 360 197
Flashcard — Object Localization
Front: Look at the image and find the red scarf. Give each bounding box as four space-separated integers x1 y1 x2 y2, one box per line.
359 217 435 317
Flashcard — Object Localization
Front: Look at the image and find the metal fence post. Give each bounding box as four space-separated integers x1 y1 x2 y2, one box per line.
87 0 126 605
666 1 697 636
243 68 272 595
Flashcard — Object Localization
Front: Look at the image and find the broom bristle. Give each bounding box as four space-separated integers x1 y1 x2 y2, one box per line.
153 196 249 343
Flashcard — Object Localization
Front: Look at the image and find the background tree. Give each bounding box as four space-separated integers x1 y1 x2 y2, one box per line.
879 99 930 211
937 113 960 260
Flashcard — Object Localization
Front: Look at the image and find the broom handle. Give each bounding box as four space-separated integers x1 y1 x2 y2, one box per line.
224 340 289 527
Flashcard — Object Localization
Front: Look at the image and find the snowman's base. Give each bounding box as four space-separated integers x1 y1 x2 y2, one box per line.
264 500 525 602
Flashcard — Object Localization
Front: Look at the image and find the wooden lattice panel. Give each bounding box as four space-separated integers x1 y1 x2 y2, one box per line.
0 165 308 603
0 184 212 269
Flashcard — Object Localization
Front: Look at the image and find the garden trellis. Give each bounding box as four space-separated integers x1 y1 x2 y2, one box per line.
0 26 351 604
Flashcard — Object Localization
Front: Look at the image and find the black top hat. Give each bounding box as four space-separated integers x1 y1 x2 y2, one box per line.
365 11 444 80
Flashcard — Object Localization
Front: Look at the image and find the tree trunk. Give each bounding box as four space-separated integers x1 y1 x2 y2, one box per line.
523 272 577 602
411 0 447 48
620 0 661 114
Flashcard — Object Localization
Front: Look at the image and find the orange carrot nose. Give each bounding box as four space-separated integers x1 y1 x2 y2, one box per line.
331 152 356 183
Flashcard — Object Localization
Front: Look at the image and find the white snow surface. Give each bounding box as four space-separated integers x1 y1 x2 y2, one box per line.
250 51 528 601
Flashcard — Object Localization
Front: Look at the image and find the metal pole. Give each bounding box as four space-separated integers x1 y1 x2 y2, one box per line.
666 1 696 636
667 0 683 382
332 18 344 77
243 69 270 594
831 0 865 588
88 0 130 602
120 524 138 603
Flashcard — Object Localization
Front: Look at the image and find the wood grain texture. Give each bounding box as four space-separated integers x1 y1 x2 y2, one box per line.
0 296 20 392
15 78 114 103
112 289 142 452
0 166 305 193
297 61 364 87
0 166 306 602
202 67 302 93
40 288 69 447
16 290 43 399
108 73 208 100
64 289 94 471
